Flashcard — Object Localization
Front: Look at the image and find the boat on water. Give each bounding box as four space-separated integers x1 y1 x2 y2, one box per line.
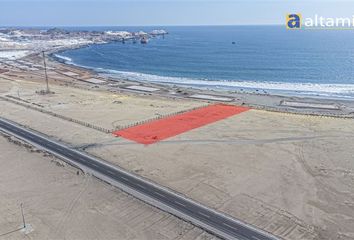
141 36 149 44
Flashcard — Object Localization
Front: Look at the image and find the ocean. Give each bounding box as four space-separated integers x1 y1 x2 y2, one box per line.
56 26 354 99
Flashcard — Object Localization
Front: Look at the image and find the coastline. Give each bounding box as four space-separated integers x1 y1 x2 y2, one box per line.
46 47 354 118
2 33 354 240
1 24 352 117
53 49 354 100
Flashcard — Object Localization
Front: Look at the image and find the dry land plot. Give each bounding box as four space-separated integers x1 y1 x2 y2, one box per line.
0 135 216 240
1 62 354 240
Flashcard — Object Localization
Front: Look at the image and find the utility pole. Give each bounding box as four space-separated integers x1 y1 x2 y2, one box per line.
42 51 50 93
20 203 26 229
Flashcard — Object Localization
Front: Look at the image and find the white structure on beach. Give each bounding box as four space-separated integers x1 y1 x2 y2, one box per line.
105 31 132 38
150 29 168 35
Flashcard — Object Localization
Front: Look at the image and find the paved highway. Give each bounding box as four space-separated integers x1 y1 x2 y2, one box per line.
0 117 279 240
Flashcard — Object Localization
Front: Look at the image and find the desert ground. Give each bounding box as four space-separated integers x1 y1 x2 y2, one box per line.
1 55 354 240
0 134 217 240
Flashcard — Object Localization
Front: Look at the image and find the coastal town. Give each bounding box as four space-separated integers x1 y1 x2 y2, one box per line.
0 27 167 60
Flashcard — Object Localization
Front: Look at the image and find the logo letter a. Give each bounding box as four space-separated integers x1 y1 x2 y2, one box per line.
287 14 301 29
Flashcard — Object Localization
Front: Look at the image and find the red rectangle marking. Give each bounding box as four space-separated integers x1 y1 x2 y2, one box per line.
114 104 249 144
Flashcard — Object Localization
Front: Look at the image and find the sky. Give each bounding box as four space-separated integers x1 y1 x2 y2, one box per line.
1 0 354 26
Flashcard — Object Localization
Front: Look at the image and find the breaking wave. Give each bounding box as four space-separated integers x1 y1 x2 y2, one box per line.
54 54 73 64
52 54 354 99
96 69 354 99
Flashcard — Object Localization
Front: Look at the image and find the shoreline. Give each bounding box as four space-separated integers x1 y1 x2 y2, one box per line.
1 28 353 119
44 47 354 118
1 31 354 240
53 50 354 101
1 64 353 240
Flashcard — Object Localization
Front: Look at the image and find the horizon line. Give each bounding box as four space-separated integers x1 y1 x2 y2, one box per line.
0 24 283 28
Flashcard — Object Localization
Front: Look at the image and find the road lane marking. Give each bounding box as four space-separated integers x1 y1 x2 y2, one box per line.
222 222 238 230
198 211 211 219
136 183 146 189
66 153 74 157
174 201 186 207
107 170 116 175
121 176 129 181
154 191 167 198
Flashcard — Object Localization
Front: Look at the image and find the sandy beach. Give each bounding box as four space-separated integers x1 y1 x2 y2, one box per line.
1 47 354 240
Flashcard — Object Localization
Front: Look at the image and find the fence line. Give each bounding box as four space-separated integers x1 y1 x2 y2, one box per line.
0 95 111 133
248 104 354 119
1 96 211 134
1 95 352 136
113 104 210 131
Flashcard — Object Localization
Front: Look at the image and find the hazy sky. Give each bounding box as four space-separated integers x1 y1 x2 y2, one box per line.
1 0 353 26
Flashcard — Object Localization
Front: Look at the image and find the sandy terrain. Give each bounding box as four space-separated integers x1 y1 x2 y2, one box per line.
0 51 31 60
1 56 354 240
0 134 217 240
89 110 354 240
9 81 203 131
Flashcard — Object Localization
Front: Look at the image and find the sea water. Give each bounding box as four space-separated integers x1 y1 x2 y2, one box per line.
56 26 354 99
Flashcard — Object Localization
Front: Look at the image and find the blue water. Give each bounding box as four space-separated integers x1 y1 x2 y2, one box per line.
57 26 354 99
